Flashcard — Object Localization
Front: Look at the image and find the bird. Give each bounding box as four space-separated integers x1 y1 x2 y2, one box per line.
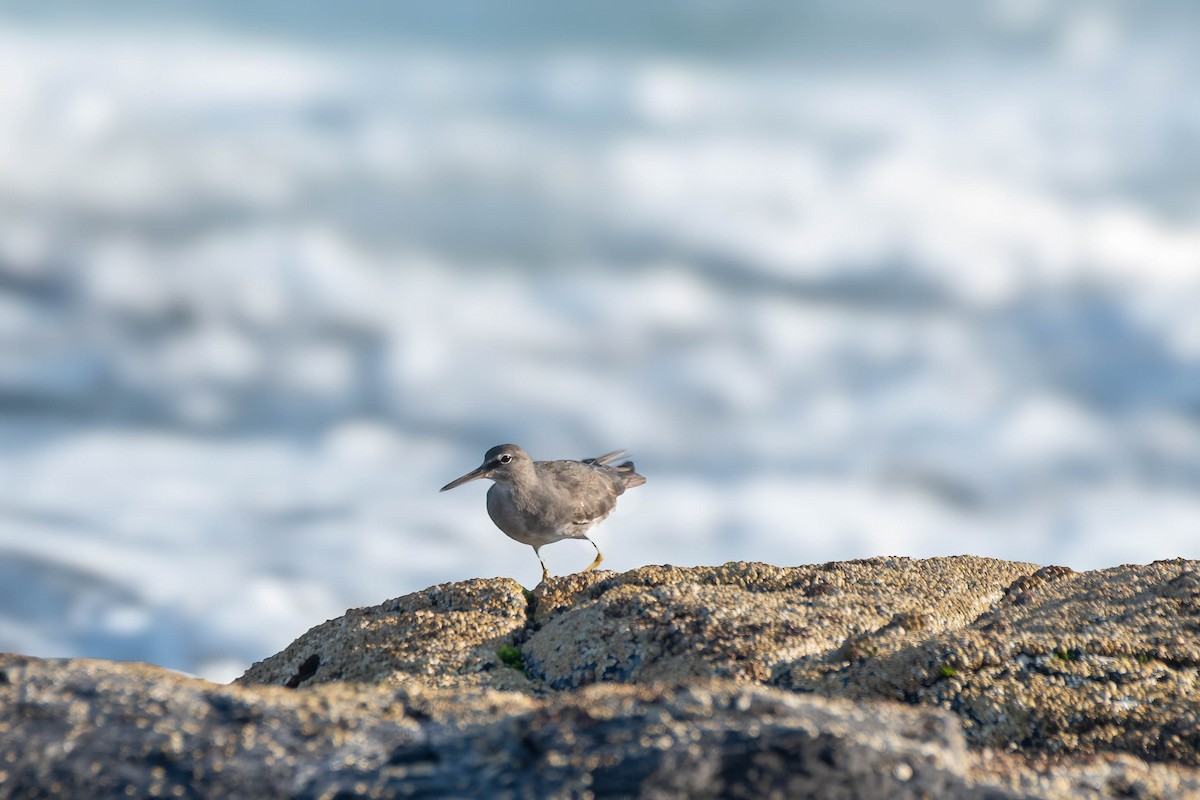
440 444 645 583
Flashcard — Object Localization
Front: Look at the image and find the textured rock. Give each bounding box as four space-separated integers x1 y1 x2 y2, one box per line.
9 556 1200 797
974 751 1200 800
779 560 1200 764
1 655 995 799
523 557 1036 689
493 682 981 800
236 577 534 691
0 654 424 799
233 557 1200 772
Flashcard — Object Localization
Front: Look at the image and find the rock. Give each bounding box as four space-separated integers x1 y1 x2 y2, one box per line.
973 750 1200 800
0 654 421 799
236 577 534 691
477 682 982 800
1 655 994 799
779 560 1200 764
523 557 1035 689
7 556 1200 797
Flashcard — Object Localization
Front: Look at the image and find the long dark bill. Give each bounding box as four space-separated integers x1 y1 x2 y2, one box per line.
439 466 488 492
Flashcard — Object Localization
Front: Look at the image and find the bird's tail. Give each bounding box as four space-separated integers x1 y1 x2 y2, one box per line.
587 450 646 489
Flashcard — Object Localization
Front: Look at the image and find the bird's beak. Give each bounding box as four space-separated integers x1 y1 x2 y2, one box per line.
439 465 488 492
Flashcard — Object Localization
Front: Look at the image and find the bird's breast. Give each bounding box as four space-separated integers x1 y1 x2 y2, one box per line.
486 483 561 547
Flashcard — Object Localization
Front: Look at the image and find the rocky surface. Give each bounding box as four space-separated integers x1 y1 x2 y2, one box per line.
523 557 1034 689
5 556 1200 798
1 656 983 799
237 577 534 692
779 559 1200 765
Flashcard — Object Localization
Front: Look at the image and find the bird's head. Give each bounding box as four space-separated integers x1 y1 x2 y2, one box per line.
439 444 529 491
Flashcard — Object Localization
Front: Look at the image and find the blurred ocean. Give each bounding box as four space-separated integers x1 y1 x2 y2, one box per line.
2 1 1200 681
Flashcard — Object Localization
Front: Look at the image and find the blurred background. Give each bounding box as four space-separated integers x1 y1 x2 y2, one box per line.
2 1 1200 682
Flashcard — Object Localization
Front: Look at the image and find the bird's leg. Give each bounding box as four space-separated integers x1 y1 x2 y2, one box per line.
582 539 603 572
536 548 550 584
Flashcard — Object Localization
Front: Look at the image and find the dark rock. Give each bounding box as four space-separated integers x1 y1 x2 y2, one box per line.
0 655 991 799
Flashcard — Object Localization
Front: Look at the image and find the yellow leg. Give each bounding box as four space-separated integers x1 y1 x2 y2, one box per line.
537 550 550 584
582 540 603 572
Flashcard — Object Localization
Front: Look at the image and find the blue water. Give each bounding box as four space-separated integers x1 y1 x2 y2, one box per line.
2 2 1200 681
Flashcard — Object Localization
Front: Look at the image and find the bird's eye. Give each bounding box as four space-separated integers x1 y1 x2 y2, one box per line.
499 454 512 464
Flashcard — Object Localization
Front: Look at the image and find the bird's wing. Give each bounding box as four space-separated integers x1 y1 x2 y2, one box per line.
573 481 620 526
542 461 624 528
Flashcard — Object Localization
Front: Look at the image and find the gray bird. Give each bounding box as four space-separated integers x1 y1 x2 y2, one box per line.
440 444 645 583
